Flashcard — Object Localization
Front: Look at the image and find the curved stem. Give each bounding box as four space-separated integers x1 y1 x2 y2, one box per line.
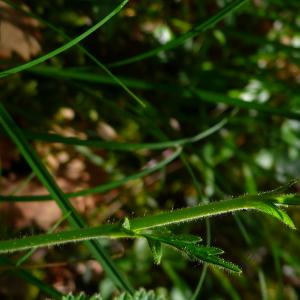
109 0 249 67
0 0 128 78
0 147 182 202
0 194 296 254
129 196 270 230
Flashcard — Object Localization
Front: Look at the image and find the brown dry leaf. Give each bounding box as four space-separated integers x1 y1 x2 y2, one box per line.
0 1 41 60
0 175 106 230
14 200 61 230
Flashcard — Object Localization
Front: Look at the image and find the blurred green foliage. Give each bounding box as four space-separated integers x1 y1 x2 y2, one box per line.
1 0 300 299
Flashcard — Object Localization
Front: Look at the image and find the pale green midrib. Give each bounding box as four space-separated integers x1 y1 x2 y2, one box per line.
0 196 273 254
108 0 249 67
0 0 128 78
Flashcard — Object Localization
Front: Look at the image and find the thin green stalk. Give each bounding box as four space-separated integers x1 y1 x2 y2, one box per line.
28 65 177 93
27 65 300 122
108 0 249 67
0 146 182 202
16 212 71 266
162 261 192 299
192 89 300 121
211 268 241 300
0 256 62 299
2 0 145 107
1 117 223 202
200 157 270 299
180 153 203 197
9 173 35 195
0 193 297 254
234 215 252 247
258 270 268 300
0 173 59 298
24 118 227 151
180 153 210 300
0 0 128 78
271 243 284 300
191 220 210 300
0 103 133 293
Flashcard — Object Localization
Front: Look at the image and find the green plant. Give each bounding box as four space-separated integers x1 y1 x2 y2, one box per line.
1 0 300 298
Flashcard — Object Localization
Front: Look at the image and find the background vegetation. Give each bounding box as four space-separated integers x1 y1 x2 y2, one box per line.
1 0 300 299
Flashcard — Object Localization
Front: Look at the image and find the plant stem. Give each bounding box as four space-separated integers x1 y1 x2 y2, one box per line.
0 194 296 254
0 102 134 293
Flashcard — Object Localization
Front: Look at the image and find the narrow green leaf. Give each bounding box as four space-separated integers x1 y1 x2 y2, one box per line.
147 239 163 265
0 103 133 292
205 247 225 256
254 201 296 229
26 65 300 122
0 147 182 202
193 89 300 121
186 245 242 273
121 217 131 231
0 256 62 299
16 212 71 266
23 118 226 151
2 0 145 107
28 65 175 92
143 232 240 273
274 194 300 206
260 179 299 196
143 230 202 245
0 0 128 78
109 0 249 67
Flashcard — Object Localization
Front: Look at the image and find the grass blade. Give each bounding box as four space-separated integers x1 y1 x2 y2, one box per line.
2 0 145 107
27 66 300 121
193 89 300 121
16 212 71 266
109 0 249 67
24 118 226 151
0 147 182 202
28 66 176 93
0 0 128 78
0 103 133 292
0 256 62 299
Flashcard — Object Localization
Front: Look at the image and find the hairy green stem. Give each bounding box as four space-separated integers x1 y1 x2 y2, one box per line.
0 194 296 254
